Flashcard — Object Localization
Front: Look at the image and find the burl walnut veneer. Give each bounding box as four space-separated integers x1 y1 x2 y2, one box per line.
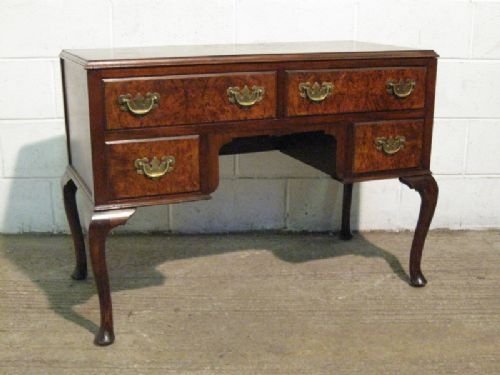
60 41 439 346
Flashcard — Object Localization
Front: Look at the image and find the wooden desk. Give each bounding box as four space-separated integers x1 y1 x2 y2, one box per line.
60 41 438 346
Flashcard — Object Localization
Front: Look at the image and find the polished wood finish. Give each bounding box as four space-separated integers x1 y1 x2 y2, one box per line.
353 119 424 174
286 67 426 116
61 41 437 69
104 72 277 129
61 172 87 280
62 60 94 196
60 41 439 346
399 175 439 287
106 136 201 199
88 208 136 346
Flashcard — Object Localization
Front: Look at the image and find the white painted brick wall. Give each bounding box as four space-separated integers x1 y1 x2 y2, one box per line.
0 0 499 233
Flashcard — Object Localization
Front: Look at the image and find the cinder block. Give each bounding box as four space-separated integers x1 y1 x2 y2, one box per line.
0 142 4 177
0 120 67 178
52 61 65 119
0 0 112 57
461 177 500 228
357 0 471 58
472 2 500 58
112 0 235 47
465 119 500 174
236 0 354 43
431 119 468 174
435 61 500 118
286 178 342 231
0 178 54 233
0 60 57 119
354 179 401 231
238 151 327 178
171 179 286 232
399 176 464 230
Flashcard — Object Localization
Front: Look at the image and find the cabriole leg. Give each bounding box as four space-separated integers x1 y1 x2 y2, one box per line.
399 174 438 287
88 208 136 346
62 173 87 280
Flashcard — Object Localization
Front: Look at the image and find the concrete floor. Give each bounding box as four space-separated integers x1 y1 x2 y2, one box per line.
0 231 499 374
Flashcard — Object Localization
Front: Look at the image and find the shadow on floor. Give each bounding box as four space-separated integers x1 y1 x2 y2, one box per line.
0 232 409 337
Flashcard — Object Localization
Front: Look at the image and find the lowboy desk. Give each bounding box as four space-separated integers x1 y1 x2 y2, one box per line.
60 41 439 346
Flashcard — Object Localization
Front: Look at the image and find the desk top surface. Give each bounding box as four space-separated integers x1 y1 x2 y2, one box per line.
61 41 438 70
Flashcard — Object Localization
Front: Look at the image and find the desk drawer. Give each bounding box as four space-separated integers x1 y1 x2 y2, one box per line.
104 72 277 129
353 120 424 174
286 67 426 117
105 136 200 199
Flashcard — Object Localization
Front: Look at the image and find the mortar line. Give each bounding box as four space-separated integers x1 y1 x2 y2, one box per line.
468 1 475 59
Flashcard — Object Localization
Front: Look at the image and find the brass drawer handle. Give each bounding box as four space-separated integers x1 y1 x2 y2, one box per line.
386 79 416 99
374 136 406 155
118 92 160 116
299 81 334 103
134 156 175 180
227 85 265 107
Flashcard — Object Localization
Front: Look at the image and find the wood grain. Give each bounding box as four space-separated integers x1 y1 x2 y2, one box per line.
286 67 426 116
353 120 424 174
104 72 277 129
58 44 440 346
105 136 200 200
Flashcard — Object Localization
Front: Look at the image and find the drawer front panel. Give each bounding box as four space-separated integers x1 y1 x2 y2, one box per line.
106 136 200 199
104 72 277 129
286 67 426 116
353 120 424 174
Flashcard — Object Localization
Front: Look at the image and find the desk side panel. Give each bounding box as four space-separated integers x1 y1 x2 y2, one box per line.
62 59 94 198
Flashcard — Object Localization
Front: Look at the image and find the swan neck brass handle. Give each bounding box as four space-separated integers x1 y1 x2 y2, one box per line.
118 92 160 116
386 79 416 99
299 81 334 103
227 85 265 107
374 136 406 155
134 156 175 180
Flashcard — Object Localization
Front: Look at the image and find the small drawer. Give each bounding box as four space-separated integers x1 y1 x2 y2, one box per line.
105 136 200 199
286 67 426 117
104 72 277 129
353 120 424 174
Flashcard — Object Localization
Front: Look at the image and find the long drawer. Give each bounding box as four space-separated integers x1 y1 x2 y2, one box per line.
286 67 426 116
103 72 277 129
